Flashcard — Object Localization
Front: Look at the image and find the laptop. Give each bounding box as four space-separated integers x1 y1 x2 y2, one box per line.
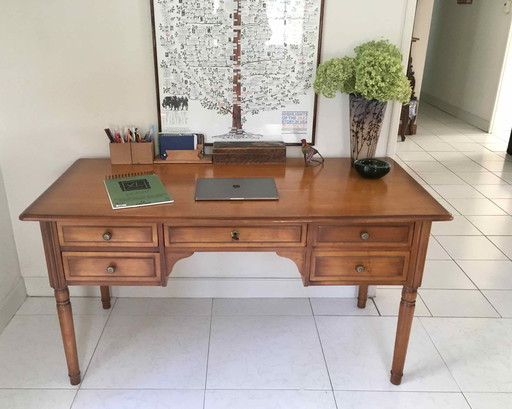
194 177 279 201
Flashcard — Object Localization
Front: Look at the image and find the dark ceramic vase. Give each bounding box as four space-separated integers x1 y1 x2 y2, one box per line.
349 94 387 165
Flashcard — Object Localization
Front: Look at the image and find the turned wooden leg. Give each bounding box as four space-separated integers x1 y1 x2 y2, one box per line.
357 285 368 309
55 288 81 385
100 286 111 309
390 286 417 385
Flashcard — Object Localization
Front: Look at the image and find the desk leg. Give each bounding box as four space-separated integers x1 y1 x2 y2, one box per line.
100 286 111 309
55 288 81 385
390 285 417 385
357 285 368 308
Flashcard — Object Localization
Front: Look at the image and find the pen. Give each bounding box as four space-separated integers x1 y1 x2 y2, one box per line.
149 125 155 142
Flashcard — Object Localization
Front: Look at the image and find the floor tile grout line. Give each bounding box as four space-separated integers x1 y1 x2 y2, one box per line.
202 298 214 409
331 389 341 409
477 289 504 319
489 197 512 216
416 317 465 394
75 297 118 393
451 259 499 294
416 292 433 317
431 234 509 263
307 297 315 316
461 391 477 409
420 235 508 318
309 298 336 397
67 388 80 409
2 386 501 392
480 234 512 262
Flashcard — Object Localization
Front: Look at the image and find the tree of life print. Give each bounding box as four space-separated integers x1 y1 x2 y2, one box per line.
153 0 323 142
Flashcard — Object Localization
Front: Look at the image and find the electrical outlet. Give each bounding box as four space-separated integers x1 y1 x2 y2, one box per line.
505 0 511 14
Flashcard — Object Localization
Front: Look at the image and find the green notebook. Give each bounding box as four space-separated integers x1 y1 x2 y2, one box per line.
104 173 173 209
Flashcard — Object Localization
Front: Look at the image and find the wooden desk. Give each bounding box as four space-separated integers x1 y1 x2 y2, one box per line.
20 158 451 386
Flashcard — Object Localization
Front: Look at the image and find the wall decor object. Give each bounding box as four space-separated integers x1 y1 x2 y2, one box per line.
300 138 324 166
150 0 325 145
457 0 472 4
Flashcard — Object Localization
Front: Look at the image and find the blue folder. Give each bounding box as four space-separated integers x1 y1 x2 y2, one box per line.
159 133 195 159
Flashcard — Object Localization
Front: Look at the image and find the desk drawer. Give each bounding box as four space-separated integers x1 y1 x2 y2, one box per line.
165 225 305 247
57 222 158 247
62 252 160 282
310 251 409 284
313 223 413 247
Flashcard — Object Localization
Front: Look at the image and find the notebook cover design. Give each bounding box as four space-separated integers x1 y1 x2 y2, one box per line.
104 173 173 209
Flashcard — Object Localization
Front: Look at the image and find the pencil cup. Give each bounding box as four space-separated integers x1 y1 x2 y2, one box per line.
109 143 132 164
131 142 154 164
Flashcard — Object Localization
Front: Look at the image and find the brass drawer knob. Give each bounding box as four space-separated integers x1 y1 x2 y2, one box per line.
106 265 116 274
231 230 240 241
360 232 370 240
355 265 366 273
102 232 112 241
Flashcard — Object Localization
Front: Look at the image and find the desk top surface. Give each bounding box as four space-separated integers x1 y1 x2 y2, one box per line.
20 158 452 222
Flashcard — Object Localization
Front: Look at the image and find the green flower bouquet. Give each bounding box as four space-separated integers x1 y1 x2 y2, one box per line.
314 40 411 103
313 40 411 164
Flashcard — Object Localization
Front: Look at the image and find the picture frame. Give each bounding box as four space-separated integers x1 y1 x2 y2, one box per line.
150 0 325 145
457 0 472 4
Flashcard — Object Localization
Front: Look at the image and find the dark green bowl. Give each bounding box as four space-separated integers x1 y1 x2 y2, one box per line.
353 158 391 179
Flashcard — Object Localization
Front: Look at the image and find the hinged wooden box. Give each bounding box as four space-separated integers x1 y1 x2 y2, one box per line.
212 141 286 164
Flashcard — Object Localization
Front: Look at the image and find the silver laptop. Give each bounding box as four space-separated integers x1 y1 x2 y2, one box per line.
195 177 279 201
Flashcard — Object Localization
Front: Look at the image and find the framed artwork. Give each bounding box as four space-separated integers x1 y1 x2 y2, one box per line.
457 0 472 3
150 0 325 145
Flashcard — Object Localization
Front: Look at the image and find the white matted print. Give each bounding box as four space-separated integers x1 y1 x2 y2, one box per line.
151 0 324 144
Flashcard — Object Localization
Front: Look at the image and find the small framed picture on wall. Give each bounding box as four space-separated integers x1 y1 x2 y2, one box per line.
457 0 472 4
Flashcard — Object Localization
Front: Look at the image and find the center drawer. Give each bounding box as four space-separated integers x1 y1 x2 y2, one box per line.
165 225 305 247
62 252 161 283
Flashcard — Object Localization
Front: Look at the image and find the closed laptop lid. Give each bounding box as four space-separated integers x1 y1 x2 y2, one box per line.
194 177 279 201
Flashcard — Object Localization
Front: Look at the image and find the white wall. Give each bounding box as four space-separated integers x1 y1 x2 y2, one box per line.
411 0 434 100
422 0 512 131
493 22 512 133
0 0 415 297
0 165 26 332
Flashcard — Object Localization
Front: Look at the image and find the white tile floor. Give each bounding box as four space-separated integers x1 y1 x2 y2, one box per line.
1 104 512 408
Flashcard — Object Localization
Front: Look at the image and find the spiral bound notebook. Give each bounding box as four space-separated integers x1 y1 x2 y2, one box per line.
104 172 173 209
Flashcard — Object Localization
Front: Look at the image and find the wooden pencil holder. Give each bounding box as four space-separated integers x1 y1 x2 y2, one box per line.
131 142 154 164
109 143 132 164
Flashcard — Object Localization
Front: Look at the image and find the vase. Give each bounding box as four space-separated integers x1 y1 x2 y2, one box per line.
349 94 387 165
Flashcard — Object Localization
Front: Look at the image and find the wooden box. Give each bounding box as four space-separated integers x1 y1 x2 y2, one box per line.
212 141 286 164
109 143 132 165
154 144 212 163
131 142 154 164
165 147 203 162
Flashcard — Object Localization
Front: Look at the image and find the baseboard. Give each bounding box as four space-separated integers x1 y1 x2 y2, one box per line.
24 277 100 297
24 276 360 298
421 92 490 132
0 279 27 333
114 279 360 298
